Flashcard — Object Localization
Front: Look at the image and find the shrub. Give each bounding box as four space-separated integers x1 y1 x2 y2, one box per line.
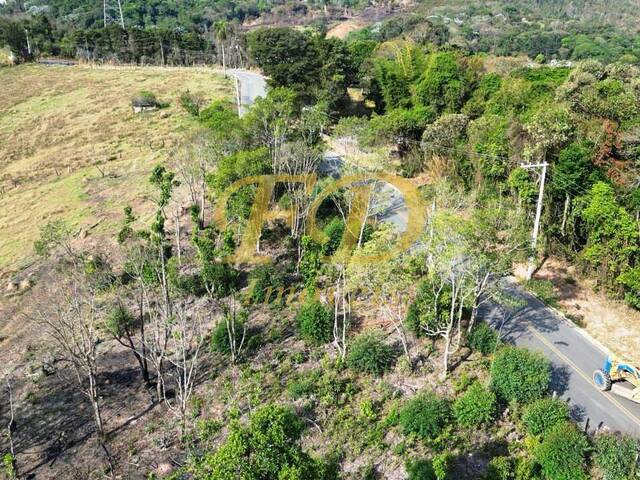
179 91 203 117
491 346 550 404
346 330 396 375
484 456 512 480
322 217 345 256
535 422 589 480
210 311 248 355
296 299 332 345
468 321 499 355
399 392 451 441
406 458 436 480
593 432 639 480
131 90 164 108
432 453 453 480
453 382 497 428
248 265 286 304
522 398 569 436
192 404 325 479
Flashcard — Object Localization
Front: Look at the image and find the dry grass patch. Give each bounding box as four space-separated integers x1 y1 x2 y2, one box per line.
516 257 640 366
0 64 231 273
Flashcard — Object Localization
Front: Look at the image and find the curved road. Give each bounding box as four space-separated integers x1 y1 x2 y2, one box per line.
228 68 267 116
231 68 640 436
482 284 640 436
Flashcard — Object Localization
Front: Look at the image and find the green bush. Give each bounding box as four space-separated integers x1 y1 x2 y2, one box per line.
210 311 248 355
179 91 202 117
399 391 451 441
346 330 396 375
191 404 325 479
453 382 497 428
132 90 158 106
535 422 589 480
432 453 453 480
406 458 436 480
491 346 551 404
322 217 346 256
249 265 286 304
296 299 332 345
522 398 569 436
484 456 512 480
593 432 639 480
468 321 499 355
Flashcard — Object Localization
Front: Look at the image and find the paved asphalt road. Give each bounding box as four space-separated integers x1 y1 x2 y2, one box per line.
228 68 267 116
228 69 640 437
481 283 640 436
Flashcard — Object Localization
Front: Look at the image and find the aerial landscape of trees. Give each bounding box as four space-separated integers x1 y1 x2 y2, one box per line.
1 0 640 478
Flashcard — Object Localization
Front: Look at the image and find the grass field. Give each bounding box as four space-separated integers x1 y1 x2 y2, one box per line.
0 64 231 274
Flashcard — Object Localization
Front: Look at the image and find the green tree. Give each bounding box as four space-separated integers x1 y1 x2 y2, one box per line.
593 432 639 480
214 20 228 75
581 182 639 294
535 422 589 480
399 391 451 441
522 398 570 436
247 27 321 91
490 346 551 404
453 382 497 428
346 330 396 375
415 51 474 114
296 298 332 345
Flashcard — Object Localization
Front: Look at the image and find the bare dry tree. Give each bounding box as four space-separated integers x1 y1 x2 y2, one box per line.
346 224 413 368
173 131 217 229
35 280 105 441
330 265 350 362
165 303 206 436
419 264 474 379
222 294 247 365
276 141 323 242
3 375 17 478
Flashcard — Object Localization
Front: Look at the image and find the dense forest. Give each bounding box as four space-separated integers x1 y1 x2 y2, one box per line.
2 0 640 65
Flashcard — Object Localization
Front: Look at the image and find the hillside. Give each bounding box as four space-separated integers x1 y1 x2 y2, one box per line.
0 64 231 275
0 14 639 480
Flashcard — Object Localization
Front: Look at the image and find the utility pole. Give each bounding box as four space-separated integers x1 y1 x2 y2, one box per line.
522 162 548 280
103 0 107 28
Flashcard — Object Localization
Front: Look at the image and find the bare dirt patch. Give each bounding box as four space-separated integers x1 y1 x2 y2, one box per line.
516 257 640 365
326 19 368 39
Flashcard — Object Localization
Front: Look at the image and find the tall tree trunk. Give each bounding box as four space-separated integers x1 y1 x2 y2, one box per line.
138 292 150 385
89 373 104 439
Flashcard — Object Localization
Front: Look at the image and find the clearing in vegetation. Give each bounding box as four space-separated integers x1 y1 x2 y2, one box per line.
0 64 231 275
